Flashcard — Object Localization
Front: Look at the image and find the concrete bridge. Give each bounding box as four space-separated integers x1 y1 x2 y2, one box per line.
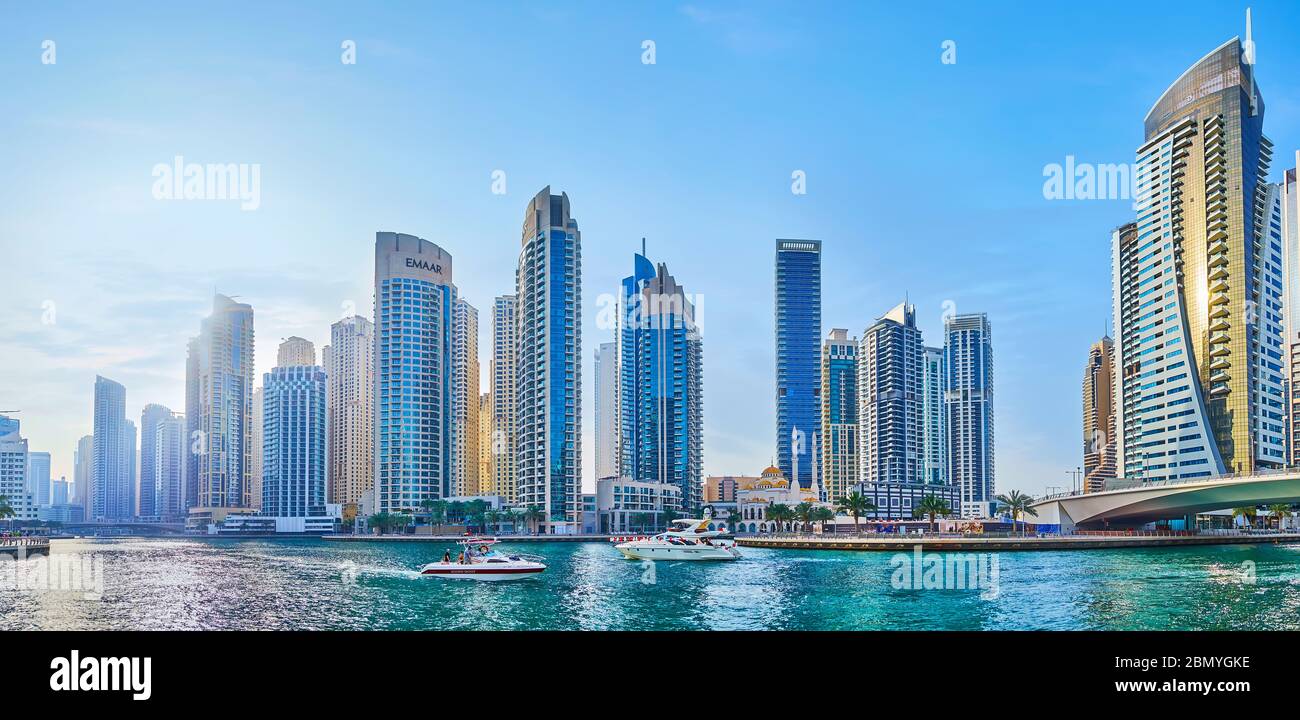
56 521 188 536
1030 471 1300 532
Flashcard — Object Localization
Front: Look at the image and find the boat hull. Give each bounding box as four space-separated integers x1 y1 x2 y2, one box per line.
615 544 739 561
419 563 546 581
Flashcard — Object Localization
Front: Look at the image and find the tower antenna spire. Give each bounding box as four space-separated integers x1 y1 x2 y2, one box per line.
1244 7 1255 65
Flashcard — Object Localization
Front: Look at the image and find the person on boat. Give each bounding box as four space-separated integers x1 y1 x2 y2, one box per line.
443 549 451 564
457 551 466 564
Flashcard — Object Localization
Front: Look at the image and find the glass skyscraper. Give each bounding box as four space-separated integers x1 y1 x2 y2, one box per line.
859 303 923 485
775 239 822 490
1113 29 1284 480
374 232 455 513
945 313 994 518
616 252 703 516
516 187 582 533
262 362 327 517
186 294 256 513
594 341 617 481
921 345 946 486
92 375 131 521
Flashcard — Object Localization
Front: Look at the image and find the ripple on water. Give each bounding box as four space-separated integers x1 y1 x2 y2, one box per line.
3 538 1299 630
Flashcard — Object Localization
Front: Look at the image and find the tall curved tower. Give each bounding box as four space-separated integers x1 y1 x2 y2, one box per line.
1114 19 1283 481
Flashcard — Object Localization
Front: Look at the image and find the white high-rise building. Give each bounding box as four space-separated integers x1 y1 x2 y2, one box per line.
325 315 374 507
73 434 92 508
374 232 455 512
516 187 582 533
138 404 173 518
0 415 35 521
594 341 617 480
26 450 51 508
250 386 263 511
155 413 186 520
491 295 517 503
451 298 481 497
1279 154 1299 464
186 294 256 514
921 346 946 486
262 363 327 517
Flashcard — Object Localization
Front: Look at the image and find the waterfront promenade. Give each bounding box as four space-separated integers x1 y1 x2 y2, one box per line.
323 534 618 543
738 530 1300 552
0 536 51 556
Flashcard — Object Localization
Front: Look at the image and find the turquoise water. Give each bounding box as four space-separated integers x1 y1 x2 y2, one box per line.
3 537 1300 630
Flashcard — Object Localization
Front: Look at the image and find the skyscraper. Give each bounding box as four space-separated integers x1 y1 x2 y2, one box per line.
0 415 34 521
451 298 481 497
491 295 517 503
250 386 263 511
945 313 994 518
277 336 316 367
325 315 374 507
594 341 617 480
516 187 582 533
155 413 186 520
478 393 493 493
821 329 857 502
616 252 704 516
1082 336 1116 493
92 375 131 520
1113 24 1284 480
374 232 455 513
73 434 92 508
138 403 173 518
921 346 947 486
26 450 50 508
186 294 256 514
262 362 327 517
775 239 821 490
859 303 924 485
1279 156 1299 464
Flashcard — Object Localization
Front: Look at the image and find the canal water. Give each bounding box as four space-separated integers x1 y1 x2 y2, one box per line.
3 537 1299 630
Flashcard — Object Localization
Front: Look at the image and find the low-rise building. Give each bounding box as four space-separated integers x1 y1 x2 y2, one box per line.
733 465 833 534
597 477 682 533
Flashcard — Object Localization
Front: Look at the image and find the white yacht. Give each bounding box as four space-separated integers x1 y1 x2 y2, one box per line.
420 538 546 581
614 511 741 561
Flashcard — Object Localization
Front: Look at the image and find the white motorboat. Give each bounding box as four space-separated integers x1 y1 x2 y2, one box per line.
614 511 741 561
419 538 546 581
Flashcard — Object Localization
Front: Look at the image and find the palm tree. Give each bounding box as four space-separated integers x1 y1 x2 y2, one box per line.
1232 506 1259 530
523 505 545 534
915 494 952 533
484 509 500 534
812 506 836 533
794 502 816 534
447 501 466 526
1266 504 1292 531
0 495 14 525
766 503 793 534
466 499 488 533
835 492 876 535
995 490 1038 536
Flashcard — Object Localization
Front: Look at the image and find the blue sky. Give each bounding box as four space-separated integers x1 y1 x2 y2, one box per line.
2 1 1298 492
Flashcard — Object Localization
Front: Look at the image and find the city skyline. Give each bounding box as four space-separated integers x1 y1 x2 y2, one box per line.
4 2 1300 499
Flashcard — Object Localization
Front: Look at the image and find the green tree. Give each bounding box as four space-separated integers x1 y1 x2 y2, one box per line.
0 494 14 524
812 506 836 532
1232 506 1259 530
523 505 545 534
835 492 876 535
915 495 952 533
466 499 488 532
766 504 793 534
995 490 1038 537
794 502 816 533
660 508 680 531
1266 504 1292 531
447 501 466 525
484 509 500 534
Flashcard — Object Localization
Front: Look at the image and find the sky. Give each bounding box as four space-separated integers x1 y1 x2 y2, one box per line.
1 1 1299 495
